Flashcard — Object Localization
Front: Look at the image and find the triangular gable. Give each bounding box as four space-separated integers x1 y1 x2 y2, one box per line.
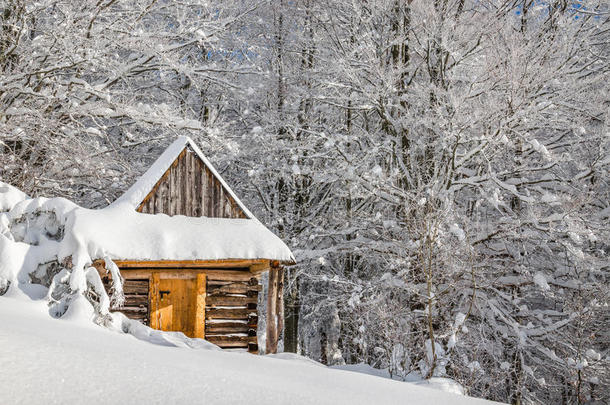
113 137 255 220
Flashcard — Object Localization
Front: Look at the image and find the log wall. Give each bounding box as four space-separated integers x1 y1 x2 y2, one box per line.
137 147 247 219
205 275 260 352
102 266 260 352
102 277 150 325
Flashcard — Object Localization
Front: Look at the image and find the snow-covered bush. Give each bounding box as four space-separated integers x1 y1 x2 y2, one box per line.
0 182 120 323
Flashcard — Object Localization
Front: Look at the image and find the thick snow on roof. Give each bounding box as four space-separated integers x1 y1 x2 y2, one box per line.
1 185 292 283
113 136 255 219
68 204 294 263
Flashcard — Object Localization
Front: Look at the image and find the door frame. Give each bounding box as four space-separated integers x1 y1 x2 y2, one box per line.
149 272 206 339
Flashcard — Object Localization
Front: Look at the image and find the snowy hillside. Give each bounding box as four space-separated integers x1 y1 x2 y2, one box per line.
0 288 501 405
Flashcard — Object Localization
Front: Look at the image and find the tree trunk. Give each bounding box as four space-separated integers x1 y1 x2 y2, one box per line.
284 271 299 353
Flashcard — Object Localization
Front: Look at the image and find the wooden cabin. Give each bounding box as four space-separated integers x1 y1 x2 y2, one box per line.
93 137 294 353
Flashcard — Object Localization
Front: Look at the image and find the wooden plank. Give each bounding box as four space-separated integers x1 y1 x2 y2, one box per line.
123 280 149 294
94 258 292 271
206 280 260 288
217 183 224 218
181 150 189 216
177 149 184 215
112 259 269 268
205 323 253 334
149 273 160 330
207 284 261 295
174 150 182 216
169 153 178 216
194 273 206 339
184 150 191 217
146 196 154 214
276 267 285 340
158 278 175 332
197 154 204 217
205 321 251 335
205 335 257 347
214 176 221 217
138 198 148 214
192 151 198 217
206 272 259 281
202 166 210 217
153 185 162 214
225 190 235 219
162 162 172 215
118 269 257 281
205 321 249 329
160 170 172 215
250 262 271 274
205 308 256 319
118 306 148 313
206 295 258 306
193 152 202 217
123 294 148 306
207 277 258 286
266 267 279 354
206 166 214 217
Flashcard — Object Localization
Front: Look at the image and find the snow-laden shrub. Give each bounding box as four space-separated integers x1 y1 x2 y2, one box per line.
0 182 121 323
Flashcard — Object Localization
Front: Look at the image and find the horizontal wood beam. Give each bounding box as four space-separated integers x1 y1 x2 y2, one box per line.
111 259 269 269
107 269 261 282
205 335 257 347
206 295 258 306
93 258 293 271
206 308 257 319
205 322 256 334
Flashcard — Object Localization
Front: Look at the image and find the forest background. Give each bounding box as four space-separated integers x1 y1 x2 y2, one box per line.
1 0 608 403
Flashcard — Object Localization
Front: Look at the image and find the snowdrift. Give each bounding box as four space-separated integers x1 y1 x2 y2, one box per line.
0 290 502 404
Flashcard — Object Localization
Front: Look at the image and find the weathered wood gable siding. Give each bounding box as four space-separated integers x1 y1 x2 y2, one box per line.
137 147 247 219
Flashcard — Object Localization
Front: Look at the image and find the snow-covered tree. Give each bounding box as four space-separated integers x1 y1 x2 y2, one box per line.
0 0 258 206
1 0 608 402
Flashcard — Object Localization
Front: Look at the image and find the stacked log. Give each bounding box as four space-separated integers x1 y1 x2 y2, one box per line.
102 278 150 325
205 276 260 353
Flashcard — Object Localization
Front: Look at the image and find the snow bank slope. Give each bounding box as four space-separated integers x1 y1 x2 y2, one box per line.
0 294 502 405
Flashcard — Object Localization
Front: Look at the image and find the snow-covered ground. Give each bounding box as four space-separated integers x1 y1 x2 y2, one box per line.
0 287 502 405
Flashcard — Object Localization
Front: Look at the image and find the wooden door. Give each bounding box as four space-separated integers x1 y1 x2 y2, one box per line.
150 273 206 339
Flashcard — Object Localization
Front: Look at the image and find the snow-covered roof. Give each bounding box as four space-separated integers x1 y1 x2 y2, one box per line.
0 138 295 270
1 195 294 281
68 204 295 263
103 136 293 263
113 136 255 219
